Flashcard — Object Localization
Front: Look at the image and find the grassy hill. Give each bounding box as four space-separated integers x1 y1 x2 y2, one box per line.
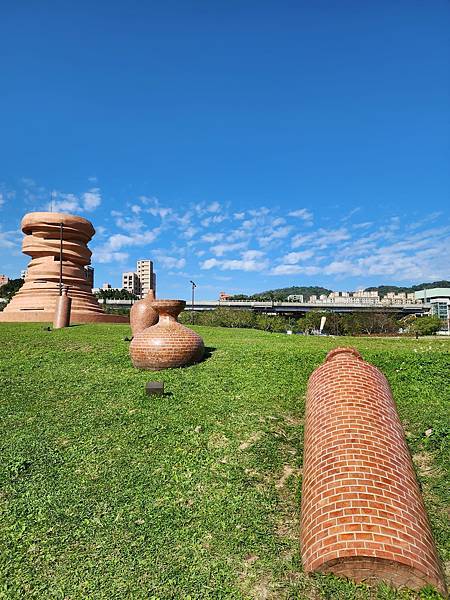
1 323 449 598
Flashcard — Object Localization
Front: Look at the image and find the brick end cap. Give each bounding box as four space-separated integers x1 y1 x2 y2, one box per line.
326 347 363 362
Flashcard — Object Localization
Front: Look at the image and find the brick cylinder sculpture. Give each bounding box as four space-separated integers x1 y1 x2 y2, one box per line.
0 212 127 323
301 347 446 596
129 300 204 370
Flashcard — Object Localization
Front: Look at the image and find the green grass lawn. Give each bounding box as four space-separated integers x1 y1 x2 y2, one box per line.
0 324 449 600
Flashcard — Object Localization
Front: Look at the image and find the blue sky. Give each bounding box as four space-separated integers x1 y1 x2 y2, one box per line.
0 1 449 300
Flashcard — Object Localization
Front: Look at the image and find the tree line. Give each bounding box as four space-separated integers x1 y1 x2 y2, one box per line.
179 308 443 336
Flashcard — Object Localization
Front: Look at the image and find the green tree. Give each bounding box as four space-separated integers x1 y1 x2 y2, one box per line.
410 316 442 336
0 278 24 310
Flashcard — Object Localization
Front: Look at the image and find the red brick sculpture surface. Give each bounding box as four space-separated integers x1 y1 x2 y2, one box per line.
130 289 158 336
0 212 127 323
301 347 446 595
129 300 204 370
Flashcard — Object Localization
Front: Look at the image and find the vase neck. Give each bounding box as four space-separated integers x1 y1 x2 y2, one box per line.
158 313 177 323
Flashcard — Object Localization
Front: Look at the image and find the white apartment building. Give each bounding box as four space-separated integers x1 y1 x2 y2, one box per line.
136 260 153 297
122 259 157 298
287 294 304 302
122 271 140 296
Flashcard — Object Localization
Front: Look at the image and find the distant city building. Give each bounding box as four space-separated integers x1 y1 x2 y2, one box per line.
102 282 112 290
287 294 304 302
122 259 156 298
307 289 420 306
20 269 28 280
84 266 94 289
0 275 9 287
415 288 450 329
219 291 232 301
137 259 154 297
122 271 140 296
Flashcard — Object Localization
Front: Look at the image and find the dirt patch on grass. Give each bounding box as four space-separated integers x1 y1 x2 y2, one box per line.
413 451 442 477
239 431 263 451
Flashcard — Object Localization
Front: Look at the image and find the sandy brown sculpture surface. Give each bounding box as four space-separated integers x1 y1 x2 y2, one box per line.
0 212 127 323
301 347 446 596
130 289 158 336
129 300 204 370
53 286 72 329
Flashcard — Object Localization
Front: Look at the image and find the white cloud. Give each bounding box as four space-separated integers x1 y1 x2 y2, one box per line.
233 212 245 220
115 215 144 233
210 242 247 256
353 222 373 230
182 226 198 239
82 188 101 211
288 208 313 221
221 258 268 272
157 256 186 270
207 201 221 213
201 258 220 270
0 193 4 208
93 228 161 263
0 229 19 248
292 228 349 249
51 193 80 213
281 250 314 264
201 233 224 243
271 264 320 276
201 250 268 272
201 215 227 227
94 250 129 264
241 249 265 260
259 225 292 246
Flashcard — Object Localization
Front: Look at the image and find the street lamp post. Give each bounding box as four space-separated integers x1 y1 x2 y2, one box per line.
59 222 64 295
190 280 196 324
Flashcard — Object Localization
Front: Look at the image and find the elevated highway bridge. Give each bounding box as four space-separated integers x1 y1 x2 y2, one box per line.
99 298 428 316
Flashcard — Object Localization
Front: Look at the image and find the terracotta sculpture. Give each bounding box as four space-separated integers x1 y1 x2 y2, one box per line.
53 286 72 329
0 212 127 323
130 289 158 336
301 347 446 596
129 300 204 370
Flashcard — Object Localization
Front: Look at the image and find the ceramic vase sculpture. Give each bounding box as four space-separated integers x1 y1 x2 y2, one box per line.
129 300 204 370
130 289 158 336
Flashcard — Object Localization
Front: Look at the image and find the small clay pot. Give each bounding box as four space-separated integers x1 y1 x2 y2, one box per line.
129 299 204 370
130 290 158 336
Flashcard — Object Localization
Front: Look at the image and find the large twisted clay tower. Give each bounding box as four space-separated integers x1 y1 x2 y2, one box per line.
0 212 126 323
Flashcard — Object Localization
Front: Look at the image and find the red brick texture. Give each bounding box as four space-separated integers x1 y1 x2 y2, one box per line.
129 300 204 370
301 347 446 596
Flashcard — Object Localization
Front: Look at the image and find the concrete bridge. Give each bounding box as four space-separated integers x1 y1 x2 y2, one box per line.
98 298 428 316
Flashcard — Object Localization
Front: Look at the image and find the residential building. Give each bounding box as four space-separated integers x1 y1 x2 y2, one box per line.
20 269 28 280
0 275 9 287
122 271 140 296
287 294 304 302
122 260 157 298
136 259 154 297
219 292 232 301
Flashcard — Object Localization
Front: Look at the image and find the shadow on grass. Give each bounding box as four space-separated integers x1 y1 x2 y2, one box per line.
200 346 216 363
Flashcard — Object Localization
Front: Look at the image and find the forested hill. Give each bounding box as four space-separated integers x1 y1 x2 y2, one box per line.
228 281 450 302
364 280 450 296
229 286 332 301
